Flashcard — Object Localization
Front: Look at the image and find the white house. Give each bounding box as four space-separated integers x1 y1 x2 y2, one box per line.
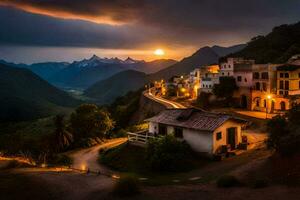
146 108 246 156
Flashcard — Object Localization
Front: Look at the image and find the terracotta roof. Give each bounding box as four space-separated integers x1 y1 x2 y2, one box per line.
146 108 246 132
277 64 300 71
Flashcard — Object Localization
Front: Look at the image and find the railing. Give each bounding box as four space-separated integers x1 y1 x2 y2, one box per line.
127 131 156 144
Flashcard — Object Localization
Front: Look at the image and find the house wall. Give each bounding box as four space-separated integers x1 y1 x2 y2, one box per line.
149 120 243 155
212 120 242 154
182 129 213 153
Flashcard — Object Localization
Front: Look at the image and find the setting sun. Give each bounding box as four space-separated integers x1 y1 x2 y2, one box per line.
154 49 165 56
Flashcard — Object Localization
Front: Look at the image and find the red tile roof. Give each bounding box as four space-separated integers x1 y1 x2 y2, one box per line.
146 108 246 132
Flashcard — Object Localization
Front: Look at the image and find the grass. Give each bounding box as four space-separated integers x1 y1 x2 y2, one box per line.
99 142 148 173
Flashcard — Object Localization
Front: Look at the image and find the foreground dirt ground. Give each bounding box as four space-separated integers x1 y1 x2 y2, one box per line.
1 169 300 200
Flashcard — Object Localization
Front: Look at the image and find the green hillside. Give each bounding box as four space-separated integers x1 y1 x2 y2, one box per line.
84 70 147 105
229 22 300 63
0 63 81 121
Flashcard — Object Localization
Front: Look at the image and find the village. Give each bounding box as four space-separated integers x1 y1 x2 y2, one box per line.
125 55 300 158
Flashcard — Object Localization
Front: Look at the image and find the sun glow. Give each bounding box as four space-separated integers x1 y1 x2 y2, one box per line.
154 49 165 56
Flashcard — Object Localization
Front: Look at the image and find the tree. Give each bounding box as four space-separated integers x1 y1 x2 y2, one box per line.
267 104 300 156
213 77 237 102
195 92 211 109
146 135 192 171
70 104 115 140
53 114 73 153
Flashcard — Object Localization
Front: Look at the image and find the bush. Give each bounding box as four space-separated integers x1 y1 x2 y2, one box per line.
217 175 240 188
251 179 268 189
146 135 193 172
48 154 73 167
113 176 140 197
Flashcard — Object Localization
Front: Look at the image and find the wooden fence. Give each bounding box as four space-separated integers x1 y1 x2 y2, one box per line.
127 131 155 145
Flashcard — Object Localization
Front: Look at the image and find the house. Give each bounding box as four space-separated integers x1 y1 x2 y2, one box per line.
219 57 255 78
275 64 300 110
199 65 220 93
146 108 246 156
251 64 281 113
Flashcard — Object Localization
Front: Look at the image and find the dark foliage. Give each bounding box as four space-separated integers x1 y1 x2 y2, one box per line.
195 92 211 108
108 89 143 129
228 22 300 64
213 76 238 103
267 104 300 156
70 104 115 140
146 135 194 172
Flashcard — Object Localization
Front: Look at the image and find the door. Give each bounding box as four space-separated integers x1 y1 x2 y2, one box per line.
241 95 247 109
270 101 275 113
158 124 167 135
227 128 237 150
280 101 286 111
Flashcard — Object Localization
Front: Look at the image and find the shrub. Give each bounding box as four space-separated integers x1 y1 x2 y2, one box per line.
252 179 268 189
217 175 240 188
113 176 140 197
146 135 193 172
48 154 73 167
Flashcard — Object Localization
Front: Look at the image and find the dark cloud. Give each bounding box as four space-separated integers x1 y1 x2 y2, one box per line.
0 1 300 49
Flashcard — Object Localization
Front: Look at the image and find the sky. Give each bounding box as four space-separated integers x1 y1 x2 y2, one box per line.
0 0 300 64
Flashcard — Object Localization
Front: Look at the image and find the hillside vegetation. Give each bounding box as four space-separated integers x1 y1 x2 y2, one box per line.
229 22 300 63
84 70 148 105
0 63 80 121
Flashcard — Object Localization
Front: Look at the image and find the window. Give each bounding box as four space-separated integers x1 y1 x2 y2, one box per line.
285 81 289 90
222 72 224 75
216 132 222 141
262 83 267 91
174 127 183 138
245 78 247 82
263 100 267 108
255 82 260 90
279 90 284 95
262 72 269 79
228 65 231 68
256 99 260 107
253 72 260 79
280 73 284 78
285 73 289 78
158 124 167 135
237 76 242 82
284 91 289 96
279 81 284 89
227 72 230 76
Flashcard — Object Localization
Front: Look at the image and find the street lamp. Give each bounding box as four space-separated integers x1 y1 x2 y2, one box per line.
266 95 272 119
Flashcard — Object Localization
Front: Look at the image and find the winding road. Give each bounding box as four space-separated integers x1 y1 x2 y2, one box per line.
143 90 186 109
69 138 127 173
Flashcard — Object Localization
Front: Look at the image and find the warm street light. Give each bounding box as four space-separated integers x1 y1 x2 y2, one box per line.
266 94 272 119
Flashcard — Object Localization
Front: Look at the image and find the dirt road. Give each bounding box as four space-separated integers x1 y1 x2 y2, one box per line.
69 138 127 173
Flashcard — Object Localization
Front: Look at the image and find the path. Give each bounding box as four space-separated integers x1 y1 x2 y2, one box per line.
69 138 127 172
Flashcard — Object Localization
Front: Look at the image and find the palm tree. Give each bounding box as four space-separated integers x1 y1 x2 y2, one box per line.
53 114 73 152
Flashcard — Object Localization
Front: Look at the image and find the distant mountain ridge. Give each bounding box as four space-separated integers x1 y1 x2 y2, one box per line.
0 63 80 122
1 55 176 90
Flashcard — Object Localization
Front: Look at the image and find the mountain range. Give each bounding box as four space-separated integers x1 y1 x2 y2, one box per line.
1 56 176 90
0 63 80 122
